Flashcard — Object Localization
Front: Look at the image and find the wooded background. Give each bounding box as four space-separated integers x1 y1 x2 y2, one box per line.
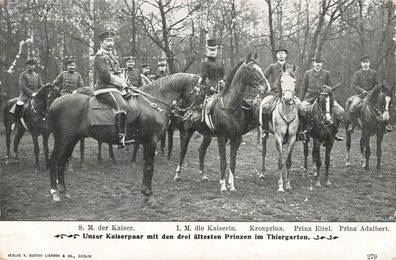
0 0 395 111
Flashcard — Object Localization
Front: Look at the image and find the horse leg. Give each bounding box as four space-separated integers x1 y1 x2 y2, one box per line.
174 129 194 181
97 141 102 162
13 127 25 164
312 139 321 187
345 129 352 168
5 118 12 164
108 143 116 163
362 131 370 171
303 138 309 174
259 133 268 180
131 144 140 163
217 136 228 192
159 133 166 155
324 141 334 186
198 135 212 181
228 136 242 191
376 132 383 173
43 131 50 169
285 136 297 191
360 132 366 168
57 138 80 199
80 138 87 171
167 128 175 161
275 134 284 192
141 142 157 205
31 132 40 172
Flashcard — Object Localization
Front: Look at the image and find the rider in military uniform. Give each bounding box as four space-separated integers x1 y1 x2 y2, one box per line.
124 56 142 88
300 54 344 141
200 39 225 94
346 55 392 133
11 58 44 127
93 30 129 148
260 47 306 140
140 64 152 86
153 59 167 80
52 57 84 95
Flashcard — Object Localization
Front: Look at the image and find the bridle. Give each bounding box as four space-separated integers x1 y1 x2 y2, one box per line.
315 92 333 127
171 83 204 121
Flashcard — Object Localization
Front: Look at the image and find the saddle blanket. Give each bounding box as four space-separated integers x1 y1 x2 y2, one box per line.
202 95 220 132
88 96 139 126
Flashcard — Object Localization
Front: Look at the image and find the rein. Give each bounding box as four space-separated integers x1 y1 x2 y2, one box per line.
313 94 333 127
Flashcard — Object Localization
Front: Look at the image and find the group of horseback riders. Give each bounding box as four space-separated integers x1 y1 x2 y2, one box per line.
9 28 392 152
10 30 168 148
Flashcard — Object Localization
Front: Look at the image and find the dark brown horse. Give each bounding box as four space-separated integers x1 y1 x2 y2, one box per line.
303 84 340 187
3 83 59 171
345 83 393 171
172 53 269 192
47 73 204 203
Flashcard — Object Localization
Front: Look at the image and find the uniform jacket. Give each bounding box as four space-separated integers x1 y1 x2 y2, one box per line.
200 57 225 89
300 68 333 103
93 48 122 91
18 70 44 99
125 68 141 88
351 68 378 94
53 71 84 94
264 61 294 94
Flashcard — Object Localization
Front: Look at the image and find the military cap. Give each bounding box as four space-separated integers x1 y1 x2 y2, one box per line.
359 55 370 62
65 57 76 65
312 54 325 62
275 46 288 54
206 39 218 49
97 30 116 41
26 58 37 65
141 64 150 68
157 60 167 66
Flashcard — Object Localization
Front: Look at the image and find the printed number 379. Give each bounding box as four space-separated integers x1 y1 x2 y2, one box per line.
367 254 377 260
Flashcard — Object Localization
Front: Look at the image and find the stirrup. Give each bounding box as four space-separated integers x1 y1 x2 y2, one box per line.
385 124 393 133
11 122 16 130
262 130 269 139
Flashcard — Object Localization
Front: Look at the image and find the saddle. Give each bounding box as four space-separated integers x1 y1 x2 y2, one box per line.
202 94 220 132
88 95 140 126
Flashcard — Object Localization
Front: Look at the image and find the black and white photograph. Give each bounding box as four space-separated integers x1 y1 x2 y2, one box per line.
0 0 395 258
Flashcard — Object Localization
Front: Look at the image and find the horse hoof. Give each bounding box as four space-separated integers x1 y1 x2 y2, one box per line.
145 197 158 207
277 188 285 193
64 193 72 199
174 176 181 182
52 192 61 202
314 182 321 187
325 180 332 186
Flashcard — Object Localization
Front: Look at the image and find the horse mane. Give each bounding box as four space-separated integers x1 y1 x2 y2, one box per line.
35 83 55 99
367 84 381 104
221 60 245 93
140 73 196 97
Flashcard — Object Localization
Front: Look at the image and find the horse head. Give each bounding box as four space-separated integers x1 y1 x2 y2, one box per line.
316 83 340 126
370 81 393 122
280 69 297 105
33 83 60 112
240 52 270 95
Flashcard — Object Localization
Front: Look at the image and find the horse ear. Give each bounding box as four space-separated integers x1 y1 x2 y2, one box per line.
331 83 341 91
292 65 296 72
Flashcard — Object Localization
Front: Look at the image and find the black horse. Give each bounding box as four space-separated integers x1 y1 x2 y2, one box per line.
171 53 269 192
345 83 393 171
303 84 340 187
47 73 204 203
3 83 60 171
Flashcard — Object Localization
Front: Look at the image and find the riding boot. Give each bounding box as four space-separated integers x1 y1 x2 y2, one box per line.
333 119 344 141
297 115 308 142
347 111 356 133
115 113 127 149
